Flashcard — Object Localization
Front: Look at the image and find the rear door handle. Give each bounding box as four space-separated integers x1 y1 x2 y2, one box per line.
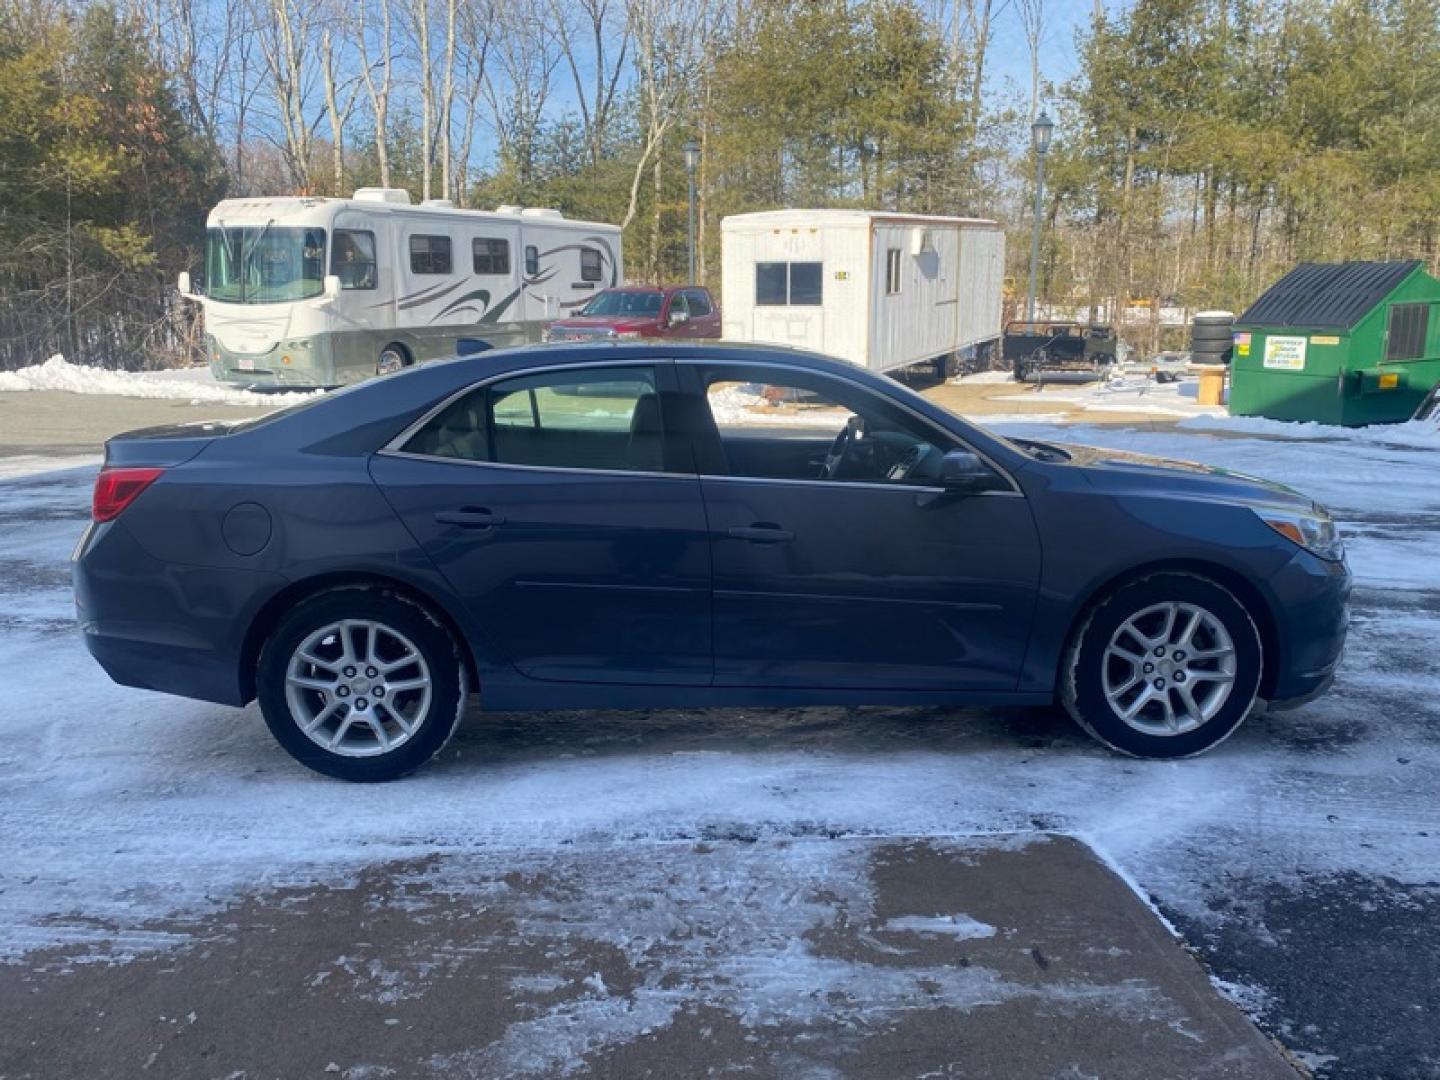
727 523 794 543
434 507 506 529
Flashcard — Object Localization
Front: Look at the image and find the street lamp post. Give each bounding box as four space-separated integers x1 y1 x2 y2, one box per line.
682 139 701 282
1026 111 1054 326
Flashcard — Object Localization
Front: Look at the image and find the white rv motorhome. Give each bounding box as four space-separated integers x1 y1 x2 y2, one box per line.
181 188 623 388
720 209 1004 376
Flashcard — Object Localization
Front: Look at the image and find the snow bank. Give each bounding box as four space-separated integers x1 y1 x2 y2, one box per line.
0 355 320 407
1177 412 1440 449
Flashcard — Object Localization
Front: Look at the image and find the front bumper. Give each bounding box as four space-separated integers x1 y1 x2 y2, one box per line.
207 334 333 389
1265 549 1351 706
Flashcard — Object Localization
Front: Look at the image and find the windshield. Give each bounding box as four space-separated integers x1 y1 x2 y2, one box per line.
205 225 326 304
579 291 663 317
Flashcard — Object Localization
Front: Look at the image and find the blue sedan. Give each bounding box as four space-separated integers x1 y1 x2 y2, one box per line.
74 343 1350 781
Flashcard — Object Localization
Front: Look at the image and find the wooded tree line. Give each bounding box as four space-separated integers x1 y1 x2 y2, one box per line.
1 0 1437 370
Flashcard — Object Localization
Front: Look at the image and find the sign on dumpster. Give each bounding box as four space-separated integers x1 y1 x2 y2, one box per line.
1263 335 1307 371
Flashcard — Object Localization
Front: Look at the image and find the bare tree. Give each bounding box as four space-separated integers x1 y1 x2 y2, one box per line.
319 12 361 196
1016 0 1045 123
621 0 713 241
354 0 396 187
481 0 562 192
453 0 496 205
550 0 631 171
254 0 319 190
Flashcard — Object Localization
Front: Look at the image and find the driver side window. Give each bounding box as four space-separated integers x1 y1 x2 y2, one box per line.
699 366 958 486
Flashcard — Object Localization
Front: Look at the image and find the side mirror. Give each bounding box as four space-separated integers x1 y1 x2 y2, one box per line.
669 308 690 326
939 448 999 490
323 274 341 299
177 271 194 298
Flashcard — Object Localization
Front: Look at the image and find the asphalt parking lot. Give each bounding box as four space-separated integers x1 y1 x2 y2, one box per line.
0 386 1436 1078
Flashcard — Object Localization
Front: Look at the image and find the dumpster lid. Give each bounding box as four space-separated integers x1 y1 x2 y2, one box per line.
1237 260 1422 330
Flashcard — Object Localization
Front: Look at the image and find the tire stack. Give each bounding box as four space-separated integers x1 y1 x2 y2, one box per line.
1191 310 1235 365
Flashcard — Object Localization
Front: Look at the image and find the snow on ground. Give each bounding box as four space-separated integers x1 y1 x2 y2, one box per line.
993 370 1229 418
0 355 319 407
0 417 1437 1076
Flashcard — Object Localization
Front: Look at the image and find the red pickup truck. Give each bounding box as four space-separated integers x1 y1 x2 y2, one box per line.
544 285 721 342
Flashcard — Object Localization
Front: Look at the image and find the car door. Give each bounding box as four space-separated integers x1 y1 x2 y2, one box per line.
370 361 712 685
680 361 1041 690
685 289 721 338
662 291 689 337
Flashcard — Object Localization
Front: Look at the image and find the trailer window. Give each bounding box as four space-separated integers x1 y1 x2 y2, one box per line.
1386 303 1430 361
473 237 510 276
756 263 788 305
409 235 452 275
580 247 604 282
331 229 376 290
755 262 824 307
885 249 902 295
789 262 822 305
525 245 539 276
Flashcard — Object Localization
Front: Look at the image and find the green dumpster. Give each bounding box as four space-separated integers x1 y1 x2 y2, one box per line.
1229 260 1440 426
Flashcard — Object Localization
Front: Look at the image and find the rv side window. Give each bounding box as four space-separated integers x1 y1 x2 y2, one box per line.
473 237 510 276
789 262 823 305
1386 303 1429 361
580 247 604 282
331 229 377 290
409 235 452 275
885 249 902 295
525 245 539 276
756 263 788 305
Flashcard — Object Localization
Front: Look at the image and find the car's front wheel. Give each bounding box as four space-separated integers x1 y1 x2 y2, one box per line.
1062 573 1262 758
256 589 467 781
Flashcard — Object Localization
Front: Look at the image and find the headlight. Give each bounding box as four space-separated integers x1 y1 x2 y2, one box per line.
1257 508 1344 561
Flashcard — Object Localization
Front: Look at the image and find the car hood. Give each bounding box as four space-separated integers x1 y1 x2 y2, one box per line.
1052 443 1323 514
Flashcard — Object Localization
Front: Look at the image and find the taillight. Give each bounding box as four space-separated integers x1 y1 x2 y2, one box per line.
92 467 165 522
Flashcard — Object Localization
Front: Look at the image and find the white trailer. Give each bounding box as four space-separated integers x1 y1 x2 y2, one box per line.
720 209 1004 376
181 188 623 388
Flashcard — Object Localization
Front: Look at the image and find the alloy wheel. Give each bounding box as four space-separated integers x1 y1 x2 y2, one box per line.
1101 601 1237 736
284 619 433 757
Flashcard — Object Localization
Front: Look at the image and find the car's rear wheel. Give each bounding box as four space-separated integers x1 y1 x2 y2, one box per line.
1062 573 1262 758
256 589 466 781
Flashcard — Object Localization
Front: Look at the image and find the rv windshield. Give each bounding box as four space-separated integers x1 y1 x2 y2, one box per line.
205 226 327 304
579 290 663 317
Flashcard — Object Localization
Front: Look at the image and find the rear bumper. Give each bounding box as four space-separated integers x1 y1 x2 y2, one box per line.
74 520 284 707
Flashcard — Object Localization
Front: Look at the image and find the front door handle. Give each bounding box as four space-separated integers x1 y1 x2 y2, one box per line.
434 507 506 529
727 523 794 543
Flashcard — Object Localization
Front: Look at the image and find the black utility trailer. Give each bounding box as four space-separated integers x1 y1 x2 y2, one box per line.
1004 321 1118 383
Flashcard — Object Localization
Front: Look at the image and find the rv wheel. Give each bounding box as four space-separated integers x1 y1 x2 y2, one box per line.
378 344 411 376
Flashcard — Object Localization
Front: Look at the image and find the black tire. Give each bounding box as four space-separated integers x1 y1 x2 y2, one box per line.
1061 572 1262 759
378 343 411 376
1190 324 1234 343
256 588 467 781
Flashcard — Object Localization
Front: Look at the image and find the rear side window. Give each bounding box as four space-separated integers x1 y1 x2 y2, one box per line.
473 237 510 275
332 229 377 289
409 235 452 275
403 366 665 472
580 247 604 282
1386 303 1430 361
686 289 712 316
